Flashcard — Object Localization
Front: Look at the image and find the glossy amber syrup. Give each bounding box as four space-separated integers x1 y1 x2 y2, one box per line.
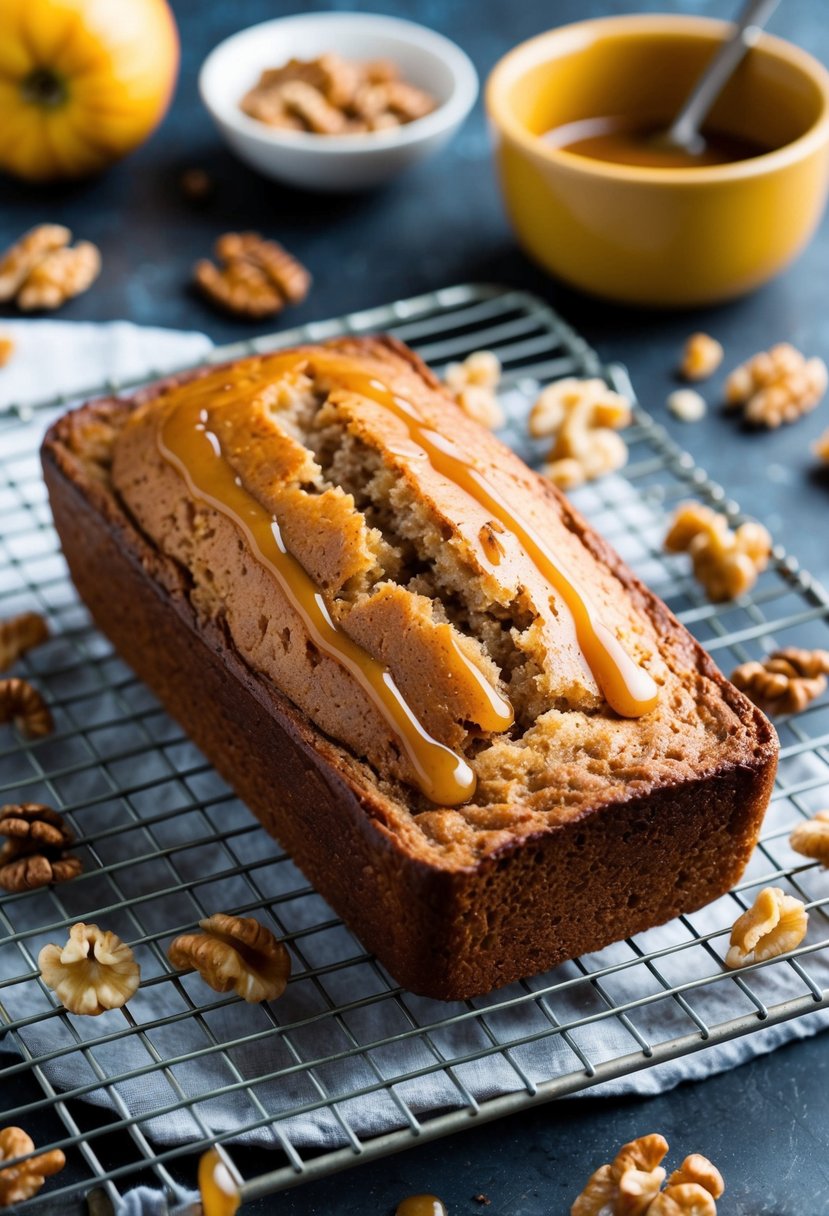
157 355 513 807
326 362 659 718
545 115 771 169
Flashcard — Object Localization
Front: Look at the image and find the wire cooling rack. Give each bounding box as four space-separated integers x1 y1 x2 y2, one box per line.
1 284 828 1214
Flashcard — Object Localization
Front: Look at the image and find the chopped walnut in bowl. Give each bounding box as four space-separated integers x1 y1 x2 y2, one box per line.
241 53 436 135
198 14 479 191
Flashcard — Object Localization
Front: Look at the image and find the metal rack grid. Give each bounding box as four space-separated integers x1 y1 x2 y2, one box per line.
1 283 828 1213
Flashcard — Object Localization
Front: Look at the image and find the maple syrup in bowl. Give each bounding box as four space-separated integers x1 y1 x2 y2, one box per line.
486 13 829 306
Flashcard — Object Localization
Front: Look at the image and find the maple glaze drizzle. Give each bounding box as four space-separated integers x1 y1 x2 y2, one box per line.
198 1148 241 1216
158 357 513 807
396 1196 448 1216
325 362 659 718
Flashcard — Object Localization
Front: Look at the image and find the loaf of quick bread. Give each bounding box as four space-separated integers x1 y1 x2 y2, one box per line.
42 337 778 999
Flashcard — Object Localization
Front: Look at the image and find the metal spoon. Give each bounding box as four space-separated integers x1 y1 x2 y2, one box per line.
652 0 782 157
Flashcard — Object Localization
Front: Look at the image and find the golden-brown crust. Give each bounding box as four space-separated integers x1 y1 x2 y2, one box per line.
41 336 778 998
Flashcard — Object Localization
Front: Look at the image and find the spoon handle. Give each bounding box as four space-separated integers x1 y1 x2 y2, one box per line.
666 0 782 148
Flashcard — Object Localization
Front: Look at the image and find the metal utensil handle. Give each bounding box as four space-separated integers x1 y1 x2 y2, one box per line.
666 0 782 147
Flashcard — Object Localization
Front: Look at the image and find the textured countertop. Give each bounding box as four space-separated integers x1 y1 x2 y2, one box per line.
1 0 828 1212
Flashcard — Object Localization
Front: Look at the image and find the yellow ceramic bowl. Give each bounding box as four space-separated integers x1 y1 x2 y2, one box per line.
486 14 829 307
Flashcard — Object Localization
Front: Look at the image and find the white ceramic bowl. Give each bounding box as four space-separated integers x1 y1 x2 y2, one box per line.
198 12 478 192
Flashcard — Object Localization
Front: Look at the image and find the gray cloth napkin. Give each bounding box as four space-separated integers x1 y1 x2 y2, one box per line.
2 323 827 1216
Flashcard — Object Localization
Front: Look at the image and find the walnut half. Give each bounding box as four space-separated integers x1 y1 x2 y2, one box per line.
570 1138 723 1216
168 913 291 1003
725 887 808 970
0 1126 65 1207
38 923 140 1016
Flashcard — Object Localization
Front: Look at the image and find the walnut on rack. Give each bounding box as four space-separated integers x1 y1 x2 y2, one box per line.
168 913 291 1003
0 677 53 738
0 611 49 672
0 802 82 893
724 342 828 427
444 350 504 429
725 886 808 970
679 332 724 382
529 377 632 490
0 1126 65 1207
571 1137 723 1216
664 502 771 602
730 647 829 714
38 922 140 1015
0 335 14 368
194 231 311 319
789 810 829 866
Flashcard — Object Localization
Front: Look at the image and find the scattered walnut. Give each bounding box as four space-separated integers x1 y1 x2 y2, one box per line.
530 377 631 489
0 1126 65 1207
571 1138 723 1216
790 810 829 866
725 886 808 969
730 647 829 714
0 611 49 672
0 677 53 738
667 389 707 423
0 802 82 893
180 167 216 204
444 351 504 429
814 428 829 463
0 224 70 301
724 342 828 427
679 332 724 382
648 1184 717 1216
17 241 101 311
195 231 310 319
667 1156 724 1200
571 1163 617 1216
664 502 771 601
240 53 436 135
0 335 13 368
0 802 71 850
169 913 291 1003
38 922 140 1015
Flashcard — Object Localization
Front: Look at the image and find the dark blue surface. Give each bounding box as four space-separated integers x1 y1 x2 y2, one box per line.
2 1 829 1211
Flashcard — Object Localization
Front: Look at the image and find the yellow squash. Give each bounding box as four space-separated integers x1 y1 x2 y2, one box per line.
0 0 179 182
